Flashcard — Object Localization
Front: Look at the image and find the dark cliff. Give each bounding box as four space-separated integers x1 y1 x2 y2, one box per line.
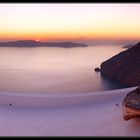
100 42 140 86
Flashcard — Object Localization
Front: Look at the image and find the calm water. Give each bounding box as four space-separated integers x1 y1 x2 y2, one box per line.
0 45 128 94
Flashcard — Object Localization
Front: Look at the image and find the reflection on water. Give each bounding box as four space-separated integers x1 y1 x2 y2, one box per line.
0 45 128 93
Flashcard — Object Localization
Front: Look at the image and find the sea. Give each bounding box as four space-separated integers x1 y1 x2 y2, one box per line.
0 45 129 94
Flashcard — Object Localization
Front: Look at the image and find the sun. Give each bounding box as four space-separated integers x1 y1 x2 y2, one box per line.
35 39 39 42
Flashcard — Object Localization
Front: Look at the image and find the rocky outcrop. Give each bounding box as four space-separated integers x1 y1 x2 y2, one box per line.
94 67 101 72
100 42 140 86
122 86 140 120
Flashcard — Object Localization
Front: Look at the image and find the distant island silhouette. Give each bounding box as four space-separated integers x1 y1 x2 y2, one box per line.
123 44 134 49
0 40 88 48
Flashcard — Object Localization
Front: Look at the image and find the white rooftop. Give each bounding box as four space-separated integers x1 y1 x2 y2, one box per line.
0 87 139 136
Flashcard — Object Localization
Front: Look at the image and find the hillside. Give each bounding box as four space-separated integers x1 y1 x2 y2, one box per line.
100 42 140 86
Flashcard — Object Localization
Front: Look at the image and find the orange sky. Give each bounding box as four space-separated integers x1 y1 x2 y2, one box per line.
0 4 140 41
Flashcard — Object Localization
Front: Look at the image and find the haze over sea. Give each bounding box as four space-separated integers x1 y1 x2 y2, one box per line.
0 45 129 94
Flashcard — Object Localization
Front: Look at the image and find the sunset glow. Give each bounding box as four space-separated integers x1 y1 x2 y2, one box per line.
0 4 140 42
35 39 39 42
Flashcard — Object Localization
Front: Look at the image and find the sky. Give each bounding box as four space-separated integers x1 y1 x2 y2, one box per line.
0 3 140 42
